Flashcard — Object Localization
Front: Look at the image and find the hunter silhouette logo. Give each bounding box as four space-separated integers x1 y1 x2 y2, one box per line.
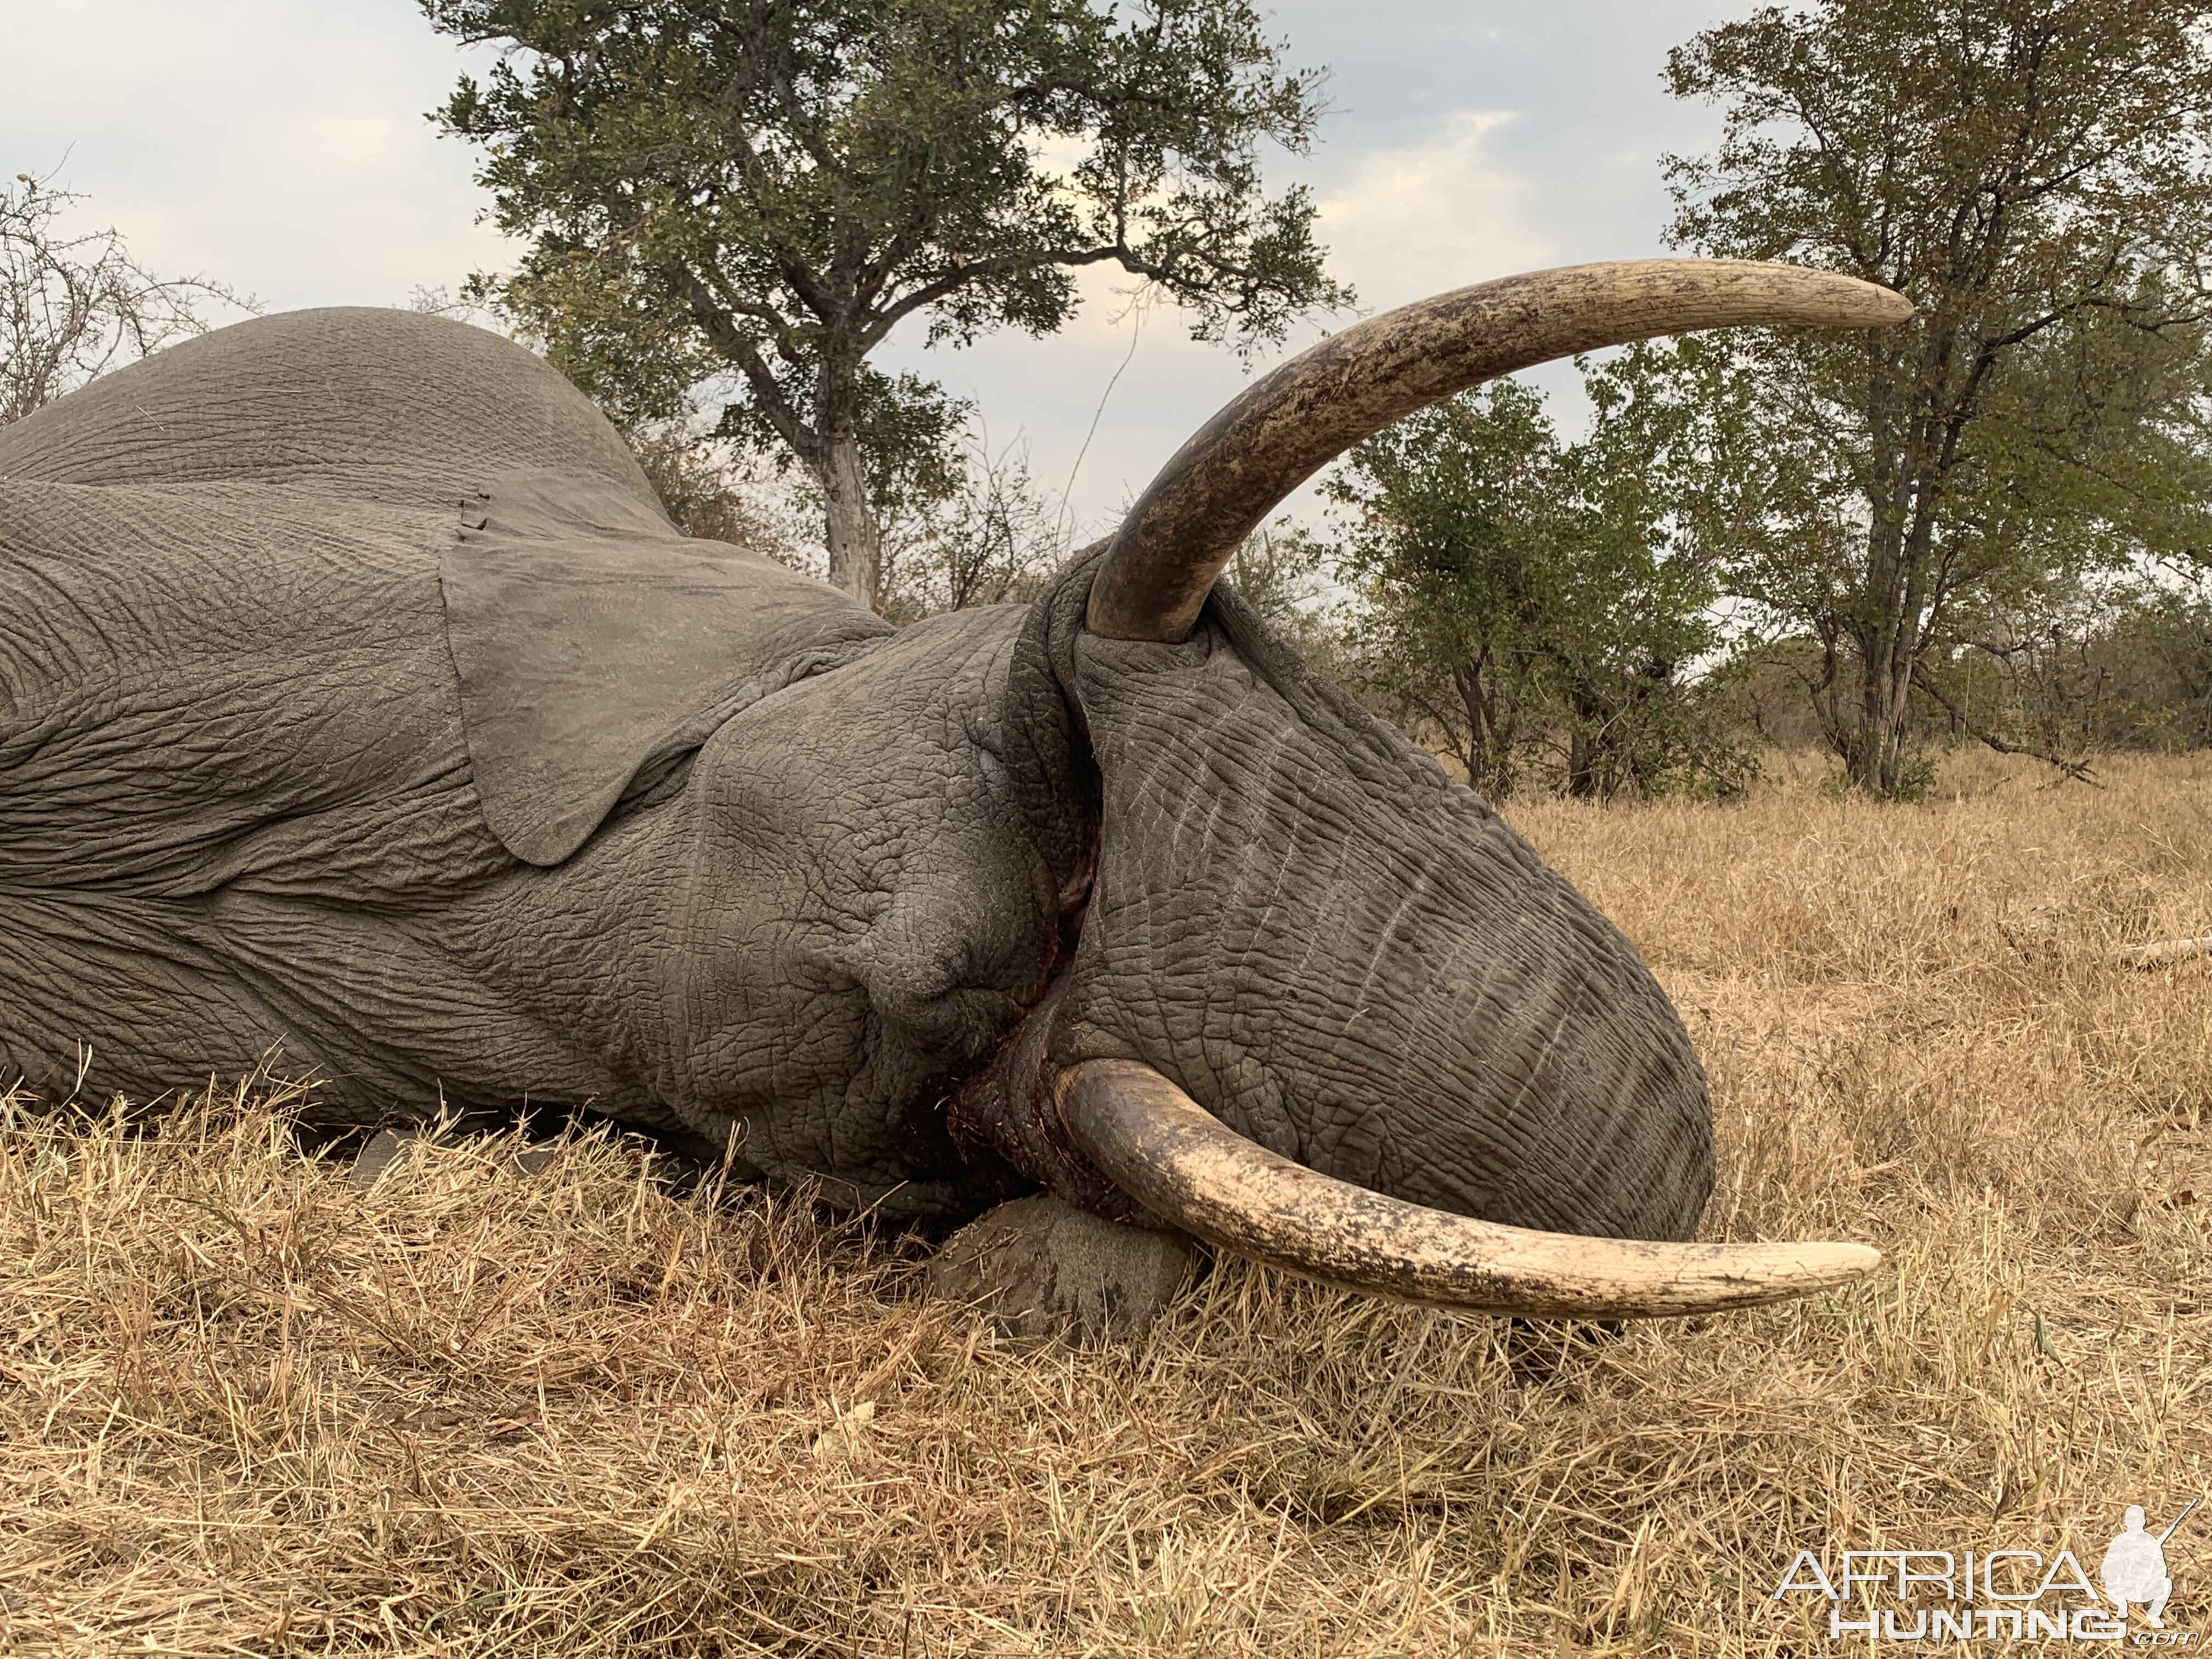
1771 1497 2202 1642
2106 1501 2197 1631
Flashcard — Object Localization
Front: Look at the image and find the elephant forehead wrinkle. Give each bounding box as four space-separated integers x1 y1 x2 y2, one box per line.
1218 806 1307 995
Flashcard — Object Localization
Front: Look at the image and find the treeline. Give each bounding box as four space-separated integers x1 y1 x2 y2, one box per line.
420 0 2212 803
13 1 2212 803
643 352 2212 803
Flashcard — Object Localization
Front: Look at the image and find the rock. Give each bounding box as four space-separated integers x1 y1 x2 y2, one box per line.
925 1193 1203 1343
347 1128 415 1190
810 1399 877 1462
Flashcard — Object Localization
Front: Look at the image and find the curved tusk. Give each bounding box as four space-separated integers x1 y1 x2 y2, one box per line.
1055 1058 1882 1318
1086 258 1914 642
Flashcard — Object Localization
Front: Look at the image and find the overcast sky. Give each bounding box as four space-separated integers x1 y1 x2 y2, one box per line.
2 0 1762 536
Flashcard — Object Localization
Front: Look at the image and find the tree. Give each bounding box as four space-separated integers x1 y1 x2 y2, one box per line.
1224 521 1341 668
1329 363 1756 802
628 422 800 552
1 172 250 426
1664 0 2212 794
878 432 1068 620
2104 570 2212 748
422 0 1347 609
1934 559 2212 758
1330 381 1553 799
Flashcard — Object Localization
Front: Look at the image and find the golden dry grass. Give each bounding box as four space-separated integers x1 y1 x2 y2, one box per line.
3 751 2209 1656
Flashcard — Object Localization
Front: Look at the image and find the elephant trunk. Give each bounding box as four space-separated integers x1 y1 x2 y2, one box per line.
973 259 1914 1318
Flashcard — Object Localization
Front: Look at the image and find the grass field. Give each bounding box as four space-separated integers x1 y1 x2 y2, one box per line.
4 752 2209 1656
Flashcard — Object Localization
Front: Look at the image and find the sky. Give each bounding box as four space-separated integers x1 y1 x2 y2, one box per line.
1 0 1763 538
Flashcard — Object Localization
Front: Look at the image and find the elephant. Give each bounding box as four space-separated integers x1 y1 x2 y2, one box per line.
0 259 1904 1318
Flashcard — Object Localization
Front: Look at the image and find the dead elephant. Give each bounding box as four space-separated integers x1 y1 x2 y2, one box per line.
0 259 1903 1328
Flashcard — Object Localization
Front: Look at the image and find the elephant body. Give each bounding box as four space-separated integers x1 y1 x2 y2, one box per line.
1 304 1713 1245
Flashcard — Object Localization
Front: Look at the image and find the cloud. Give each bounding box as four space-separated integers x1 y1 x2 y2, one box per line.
0 0 510 310
1315 109 1555 308
0 0 1761 530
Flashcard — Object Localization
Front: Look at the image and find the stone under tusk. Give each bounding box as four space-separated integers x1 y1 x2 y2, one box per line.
1085 258 1914 644
1055 1058 1883 1318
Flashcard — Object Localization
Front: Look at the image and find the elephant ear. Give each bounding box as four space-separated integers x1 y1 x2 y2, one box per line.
442 469 892 866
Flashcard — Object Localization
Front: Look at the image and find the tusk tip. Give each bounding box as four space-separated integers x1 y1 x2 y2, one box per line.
1765 1239 1885 1293
1836 283 1915 327
1831 1238 1884 1283
1732 263 1912 329
1835 1241 1885 1274
1676 1238 1884 1313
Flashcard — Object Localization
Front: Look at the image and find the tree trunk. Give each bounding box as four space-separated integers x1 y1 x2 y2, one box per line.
1844 346 1949 796
1566 726 1597 798
1565 677 1611 799
820 431 882 610
1452 654 1514 800
1848 638 1916 794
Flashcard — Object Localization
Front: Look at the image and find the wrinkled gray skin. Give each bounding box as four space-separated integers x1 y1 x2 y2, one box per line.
0 309 1710 1239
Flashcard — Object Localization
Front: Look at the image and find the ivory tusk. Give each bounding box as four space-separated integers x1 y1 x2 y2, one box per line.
1055 1058 1883 1318
1086 258 1914 643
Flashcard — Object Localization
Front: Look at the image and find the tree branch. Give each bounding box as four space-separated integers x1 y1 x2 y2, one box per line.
678 272 821 466
1910 665 2099 785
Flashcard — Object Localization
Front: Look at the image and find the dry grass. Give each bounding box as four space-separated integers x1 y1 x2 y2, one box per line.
3 751 2209 1656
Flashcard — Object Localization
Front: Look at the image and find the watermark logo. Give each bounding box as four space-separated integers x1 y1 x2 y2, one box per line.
2106 1503 2190 1630
1773 1499 2200 1644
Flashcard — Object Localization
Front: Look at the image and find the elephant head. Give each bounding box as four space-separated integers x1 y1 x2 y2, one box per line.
939 260 1906 1316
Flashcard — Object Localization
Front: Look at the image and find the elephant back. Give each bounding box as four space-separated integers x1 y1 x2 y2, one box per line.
0 308 661 518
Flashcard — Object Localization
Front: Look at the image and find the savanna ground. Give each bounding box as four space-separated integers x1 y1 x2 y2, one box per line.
3 752 2208 1656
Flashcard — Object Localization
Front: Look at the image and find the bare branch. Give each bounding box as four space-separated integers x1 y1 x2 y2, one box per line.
1911 665 2100 786
0 171 255 425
